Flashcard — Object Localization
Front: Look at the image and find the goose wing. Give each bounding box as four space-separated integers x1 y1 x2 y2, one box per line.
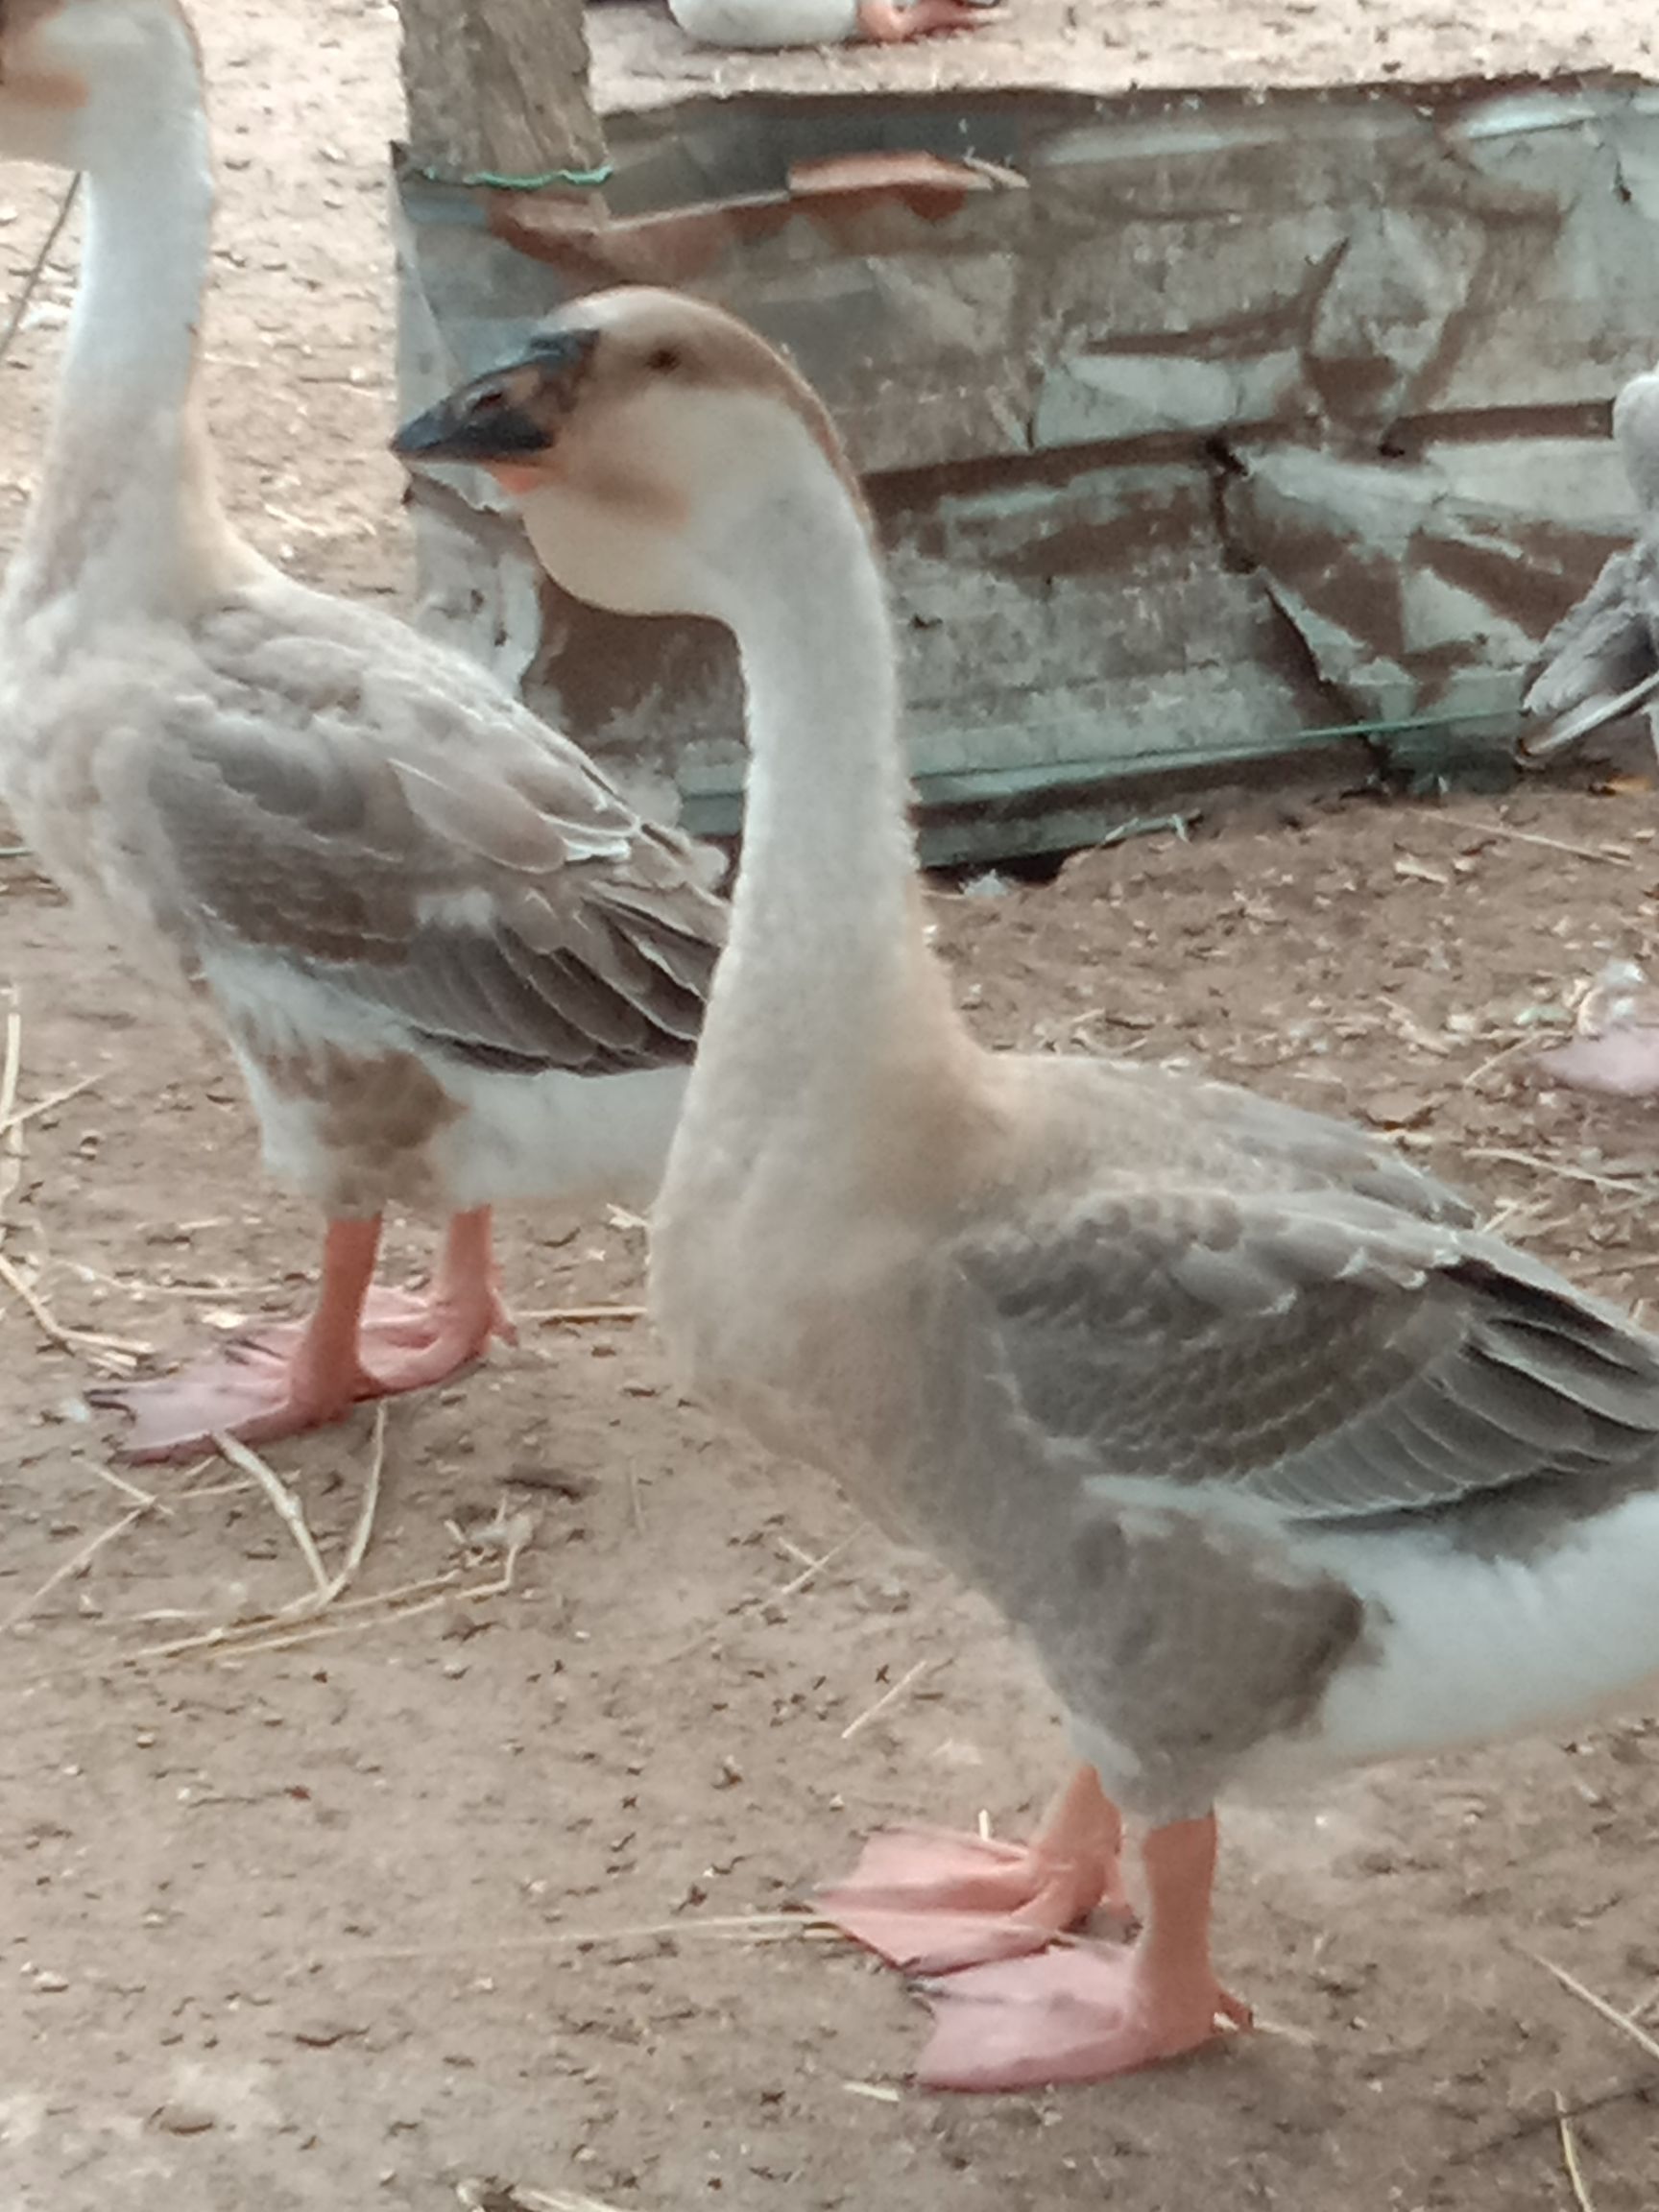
137 613 724 1077
950 1184 1659 1531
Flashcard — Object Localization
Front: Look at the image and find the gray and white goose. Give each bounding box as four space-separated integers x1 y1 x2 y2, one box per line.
0 0 724 1458
399 285 1659 2091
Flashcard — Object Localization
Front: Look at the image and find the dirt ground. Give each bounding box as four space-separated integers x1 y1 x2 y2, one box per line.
8 5 1659 2210
589 0 1659 104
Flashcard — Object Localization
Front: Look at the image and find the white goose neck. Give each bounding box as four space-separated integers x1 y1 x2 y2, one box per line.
712 474 932 1043
6 57 251 625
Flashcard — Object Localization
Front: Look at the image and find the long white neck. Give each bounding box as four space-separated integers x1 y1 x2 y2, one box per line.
684 470 963 1111
5 61 253 625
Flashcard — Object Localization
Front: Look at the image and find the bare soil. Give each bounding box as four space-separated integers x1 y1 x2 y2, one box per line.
6 6 1659 2210
590 0 1659 105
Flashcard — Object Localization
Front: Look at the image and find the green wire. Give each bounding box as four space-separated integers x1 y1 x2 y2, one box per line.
405 160 613 190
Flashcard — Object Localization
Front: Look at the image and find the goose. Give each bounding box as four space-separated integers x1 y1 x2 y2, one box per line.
1522 369 1659 762
397 288 1659 2093
664 0 1000 49
0 0 724 1460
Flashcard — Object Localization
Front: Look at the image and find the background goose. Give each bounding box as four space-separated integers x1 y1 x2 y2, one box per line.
0 0 724 1459
664 0 1000 48
399 289 1659 2092
1523 369 1659 761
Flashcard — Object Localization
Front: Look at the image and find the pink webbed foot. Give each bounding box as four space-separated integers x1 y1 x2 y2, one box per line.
89 1281 512 1461
913 1811 1249 2091
857 0 998 40
91 1207 514 1462
819 1765 1129 1972
917 1941 1251 2091
86 1334 377 1463
1535 1028 1659 1096
247 1278 516 1389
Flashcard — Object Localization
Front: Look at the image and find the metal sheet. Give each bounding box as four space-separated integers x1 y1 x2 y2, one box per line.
396 75 1659 859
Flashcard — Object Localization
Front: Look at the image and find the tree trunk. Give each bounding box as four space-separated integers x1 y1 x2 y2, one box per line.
397 0 606 185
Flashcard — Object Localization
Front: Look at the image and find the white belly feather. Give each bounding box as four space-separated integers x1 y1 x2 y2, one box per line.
1238 1497 1659 1794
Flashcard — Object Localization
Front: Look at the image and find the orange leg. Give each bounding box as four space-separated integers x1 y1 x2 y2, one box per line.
336 1205 517 1384
819 1762 1130 1973
91 1207 514 1462
916 1814 1252 2091
857 0 998 39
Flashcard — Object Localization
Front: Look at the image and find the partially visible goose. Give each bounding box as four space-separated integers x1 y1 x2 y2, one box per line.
665 0 999 47
1522 369 1659 760
0 0 724 1458
1519 372 1659 1097
398 290 1659 2091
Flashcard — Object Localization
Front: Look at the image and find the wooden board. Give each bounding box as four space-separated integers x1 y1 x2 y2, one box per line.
398 0 605 181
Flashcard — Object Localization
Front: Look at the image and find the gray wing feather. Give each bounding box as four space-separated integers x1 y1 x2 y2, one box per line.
954 1186 1659 1528
1114 1060 1477 1231
143 657 723 1079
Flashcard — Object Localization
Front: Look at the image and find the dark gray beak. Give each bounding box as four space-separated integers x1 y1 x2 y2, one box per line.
391 325 601 469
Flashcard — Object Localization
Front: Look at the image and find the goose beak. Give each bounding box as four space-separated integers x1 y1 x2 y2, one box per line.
392 388 548 469
391 325 600 471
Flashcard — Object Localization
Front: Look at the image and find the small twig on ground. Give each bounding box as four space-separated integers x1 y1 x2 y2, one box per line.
1569 1252 1655 1283
662 1525 866 1661
0 1071 99 1143
2 1502 155 1636
0 992 23 1224
1556 2090 1599 2212
328 1910 827 1968
87 1462 165 1513
1465 1148 1653 1196
1479 1195 1550 1241
1462 1034 1546 1090
1529 1950 1659 2065
114 1432 506 1670
519 1303 646 1326
213 1431 331 1599
841 1656 936 1742
0 1249 150 1370
0 173 81 368
217 1405 387 1620
1450 2078 1656 2165
1377 995 1454 1058
0 999 21 1145
1416 813 1634 867
65 1261 291 1303
220 1508 526 1663
327 1404 386 1598
126 1565 468 1664
457 2174 637 2212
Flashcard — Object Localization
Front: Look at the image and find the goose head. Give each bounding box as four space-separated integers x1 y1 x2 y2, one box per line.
392 287 869 629
0 0 199 170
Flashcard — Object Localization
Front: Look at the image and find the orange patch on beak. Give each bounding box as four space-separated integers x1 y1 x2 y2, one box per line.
485 463 547 496
4 63 90 110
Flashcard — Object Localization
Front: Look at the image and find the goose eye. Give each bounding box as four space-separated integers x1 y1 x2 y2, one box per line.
646 346 683 375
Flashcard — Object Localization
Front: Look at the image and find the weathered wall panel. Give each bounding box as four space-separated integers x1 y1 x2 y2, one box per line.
396 75 1659 859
